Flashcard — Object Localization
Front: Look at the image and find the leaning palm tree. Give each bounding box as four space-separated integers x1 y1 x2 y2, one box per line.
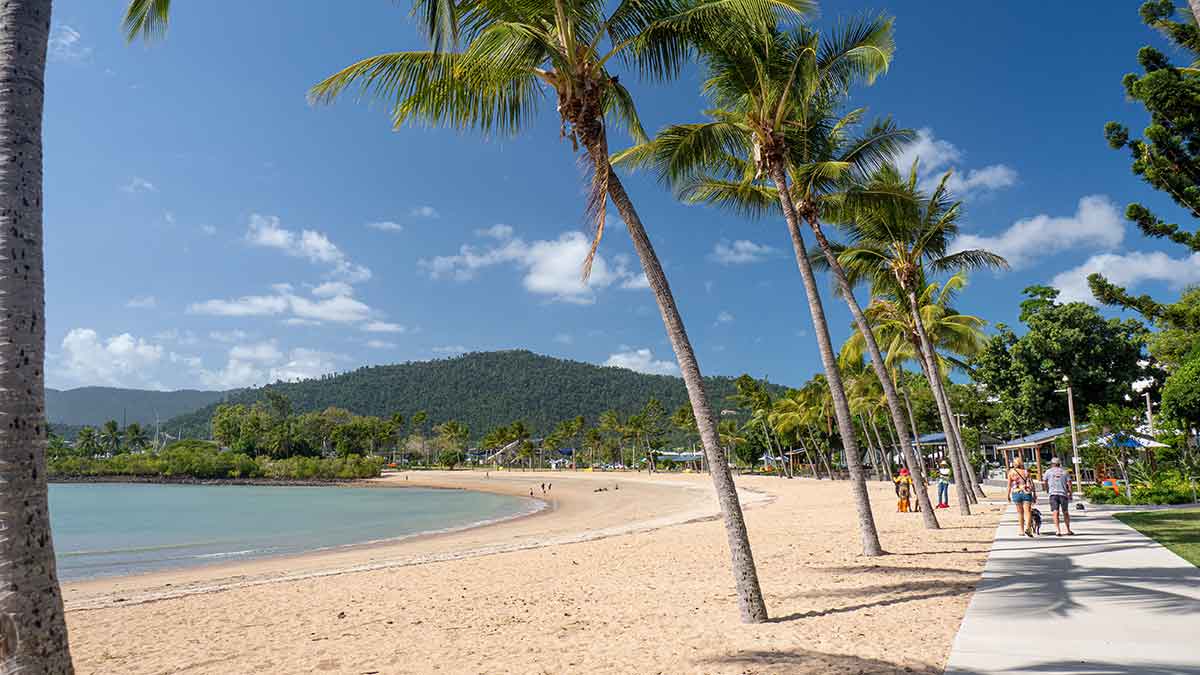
614 16 937 542
297 0 811 622
0 1 75 670
828 163 1008 510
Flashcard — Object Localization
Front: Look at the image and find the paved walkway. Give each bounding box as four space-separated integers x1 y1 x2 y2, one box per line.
945 499 1200 674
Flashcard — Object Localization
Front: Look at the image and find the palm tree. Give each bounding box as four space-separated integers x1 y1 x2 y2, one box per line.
614 17 915 546
101 419 123 455
124 423 150 452
827 164 1007 511
0 1 75 669
300 0 816 621
76 426 100 457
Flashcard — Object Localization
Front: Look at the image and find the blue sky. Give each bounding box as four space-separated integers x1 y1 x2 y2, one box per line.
42 1 1193 391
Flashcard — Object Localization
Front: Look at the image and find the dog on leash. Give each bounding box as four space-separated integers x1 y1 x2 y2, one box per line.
1030 508 1042 536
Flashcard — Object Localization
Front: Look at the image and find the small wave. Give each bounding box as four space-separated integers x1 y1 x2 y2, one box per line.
194 549 259 559
61 541 232 557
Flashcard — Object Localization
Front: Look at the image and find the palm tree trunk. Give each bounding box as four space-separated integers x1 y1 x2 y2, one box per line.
906 293 972 515
869 415 894 481
0 1 74 670
768 166 883 555
925 363 977 504
604 162 768 622
902 387 928 476
858 416 883 481
808 220 939 527
807 429 834 479
943 382 986 498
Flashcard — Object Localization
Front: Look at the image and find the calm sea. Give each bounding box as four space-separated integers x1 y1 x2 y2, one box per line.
48 483 536 581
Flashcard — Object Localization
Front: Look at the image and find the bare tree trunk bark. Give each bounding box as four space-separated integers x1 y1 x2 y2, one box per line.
0 1 74 670
903 387 928 476
809 222 939 527
1190 0 1200 28
859 416 883 481
605 163 768 622
907 295 972 515
769 166 883 555
869 415 894 481
944 385 986 498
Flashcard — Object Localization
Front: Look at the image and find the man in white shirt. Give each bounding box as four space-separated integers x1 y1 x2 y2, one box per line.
1043 457 1076 536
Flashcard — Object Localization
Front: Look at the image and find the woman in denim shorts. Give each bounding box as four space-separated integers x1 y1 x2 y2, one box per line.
1007 456 1037 537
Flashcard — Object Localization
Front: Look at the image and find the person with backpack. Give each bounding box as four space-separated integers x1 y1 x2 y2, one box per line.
1007 456 1037 537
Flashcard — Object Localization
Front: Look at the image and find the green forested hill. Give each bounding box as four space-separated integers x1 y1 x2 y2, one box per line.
47 387 225 427
165 350 777 440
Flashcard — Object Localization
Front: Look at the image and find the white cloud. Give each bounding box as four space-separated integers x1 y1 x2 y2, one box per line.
433 345 467 356
154 329 199 345
282 318 322 326
952 195 1123 268
209 329 251 343
48 25 91 63
717 310 734 324
709 239 775 265
199 345 344 389
201 225 217 236
366 221 404 232
228 340 283 363
311 281 353 298
168 352 202 369
1051 251 1200 304
121 176 156 193
189 284 371 323
894 128 1016 199
56 329 164 388
410 205 440 218
604 347 678 375
362 321 407 334
366 339 397 349
126 295 157 309
245 214 371 283
420 229 644 304
553 333 574 345
476 224 514 240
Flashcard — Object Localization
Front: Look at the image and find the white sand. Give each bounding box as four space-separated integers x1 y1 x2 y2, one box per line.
64 470 1002 674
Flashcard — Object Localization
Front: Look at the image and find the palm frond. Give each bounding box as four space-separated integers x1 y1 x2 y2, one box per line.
123 0 171 43
679 177 779 218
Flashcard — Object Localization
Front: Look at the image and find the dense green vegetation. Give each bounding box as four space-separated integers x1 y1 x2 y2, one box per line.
164 351 774 442
48 439 384 481
46 386 225 427
1114 509 1200 567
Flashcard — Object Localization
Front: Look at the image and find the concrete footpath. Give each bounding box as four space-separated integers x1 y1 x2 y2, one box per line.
945 499 1200 674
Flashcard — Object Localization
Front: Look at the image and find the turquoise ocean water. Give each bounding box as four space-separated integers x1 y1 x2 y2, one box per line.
48 483 536 581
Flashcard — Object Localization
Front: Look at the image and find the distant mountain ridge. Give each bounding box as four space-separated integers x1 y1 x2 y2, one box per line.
46 387 227 427
162 350 783 440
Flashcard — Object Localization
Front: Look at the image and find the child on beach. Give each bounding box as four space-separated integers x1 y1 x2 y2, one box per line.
894 468 913 512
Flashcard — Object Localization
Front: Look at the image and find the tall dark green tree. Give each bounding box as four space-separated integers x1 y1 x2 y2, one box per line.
973 286 1151 436
1097 0 1200 333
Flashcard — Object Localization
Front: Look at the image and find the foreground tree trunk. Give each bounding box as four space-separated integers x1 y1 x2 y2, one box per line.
0 1 74 671
808 223 940 527
907 293 972 515
769 166 884 556
604 162 768 622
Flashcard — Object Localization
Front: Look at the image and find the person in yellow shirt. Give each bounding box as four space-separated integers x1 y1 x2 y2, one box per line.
893 467 914 512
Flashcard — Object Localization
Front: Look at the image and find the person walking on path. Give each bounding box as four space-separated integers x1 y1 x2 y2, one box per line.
1043 457 1076 536
1007 457 1037 537
936 460 952 509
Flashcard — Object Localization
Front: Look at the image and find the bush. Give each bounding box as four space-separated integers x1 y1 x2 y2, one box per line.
47 446 383 481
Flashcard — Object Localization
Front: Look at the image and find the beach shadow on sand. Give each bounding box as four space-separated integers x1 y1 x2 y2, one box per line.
696 647 943 674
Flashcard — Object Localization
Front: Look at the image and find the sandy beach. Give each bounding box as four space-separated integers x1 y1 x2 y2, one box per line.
64 471 1002 674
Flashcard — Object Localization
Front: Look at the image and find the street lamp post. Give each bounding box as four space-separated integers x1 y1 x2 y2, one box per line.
1060 376 1084 508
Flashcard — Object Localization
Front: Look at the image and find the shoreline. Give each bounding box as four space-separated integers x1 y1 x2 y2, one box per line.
64 474 1003 674
62 470 737 612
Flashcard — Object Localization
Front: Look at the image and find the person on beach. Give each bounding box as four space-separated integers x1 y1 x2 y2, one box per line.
1007 457 1037 537
1043 457 1076 536
894 468 913 512
936 460 952 509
